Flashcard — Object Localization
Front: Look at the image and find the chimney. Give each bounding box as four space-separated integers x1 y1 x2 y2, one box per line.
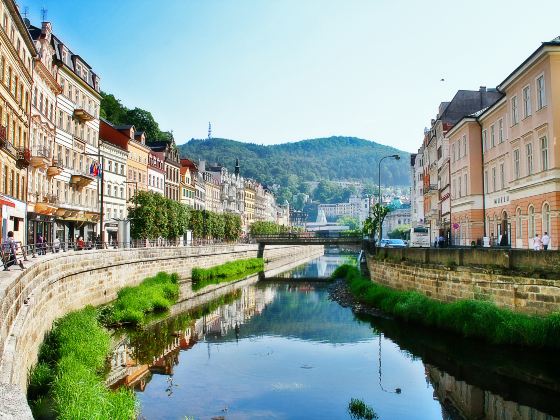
198 160 206 172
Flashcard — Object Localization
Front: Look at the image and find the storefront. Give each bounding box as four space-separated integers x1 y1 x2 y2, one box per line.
1 194 27 244
105 221 119 245
27 214 55 246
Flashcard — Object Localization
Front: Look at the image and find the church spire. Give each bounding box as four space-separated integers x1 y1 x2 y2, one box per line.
235 158 240 177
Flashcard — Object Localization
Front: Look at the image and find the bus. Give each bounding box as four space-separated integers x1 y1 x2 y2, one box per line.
410 226 430 247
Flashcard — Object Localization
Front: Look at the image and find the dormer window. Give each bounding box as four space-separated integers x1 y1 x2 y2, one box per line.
61 49 67 63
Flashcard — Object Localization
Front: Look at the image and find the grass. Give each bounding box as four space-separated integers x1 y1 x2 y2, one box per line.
191 258 264 291
107 272 180 325
28 306 137 419
332 264 560 349
348 398 378 420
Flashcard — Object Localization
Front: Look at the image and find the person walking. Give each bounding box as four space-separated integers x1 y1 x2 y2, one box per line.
533 234 542 251
542 232 550 250
4 231 24 270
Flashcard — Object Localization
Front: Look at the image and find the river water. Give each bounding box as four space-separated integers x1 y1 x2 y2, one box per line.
109 250 560 420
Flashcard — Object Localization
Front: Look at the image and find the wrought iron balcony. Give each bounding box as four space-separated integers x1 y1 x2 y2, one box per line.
47 159 64 178
16 147 31 169
30 146 51 169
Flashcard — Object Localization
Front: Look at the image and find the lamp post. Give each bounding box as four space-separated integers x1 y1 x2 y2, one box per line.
377 154 400 241
83 152 104 245
378 333 402 394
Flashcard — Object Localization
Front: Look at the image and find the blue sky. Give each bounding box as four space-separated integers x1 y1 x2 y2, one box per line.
26 0 560 152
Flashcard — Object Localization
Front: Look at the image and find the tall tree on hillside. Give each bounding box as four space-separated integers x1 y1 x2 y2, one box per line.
126 108 161 141
100 92 128 124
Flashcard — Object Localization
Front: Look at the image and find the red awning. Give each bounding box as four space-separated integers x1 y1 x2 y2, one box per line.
0 197 15 208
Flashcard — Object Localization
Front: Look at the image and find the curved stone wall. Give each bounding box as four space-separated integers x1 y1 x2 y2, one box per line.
0 243 322 393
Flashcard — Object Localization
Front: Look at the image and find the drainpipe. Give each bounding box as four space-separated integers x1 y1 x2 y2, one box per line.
476 118 486 239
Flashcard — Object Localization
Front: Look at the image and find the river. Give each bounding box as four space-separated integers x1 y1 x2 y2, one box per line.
108 249 560 419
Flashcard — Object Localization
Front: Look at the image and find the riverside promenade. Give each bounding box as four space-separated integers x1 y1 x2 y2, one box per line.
0 243 323 418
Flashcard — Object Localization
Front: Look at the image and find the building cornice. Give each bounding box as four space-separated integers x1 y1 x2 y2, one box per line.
59 65 101 99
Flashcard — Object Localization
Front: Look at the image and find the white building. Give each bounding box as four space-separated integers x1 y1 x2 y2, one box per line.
147 152 165 195
100 140 127 243
410 148 425 226
382 205 411 238
318 195 370 225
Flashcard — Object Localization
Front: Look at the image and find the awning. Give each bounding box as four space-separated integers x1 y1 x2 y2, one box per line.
0 197 15 208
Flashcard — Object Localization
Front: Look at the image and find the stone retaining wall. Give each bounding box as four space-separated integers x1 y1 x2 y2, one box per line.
366 255 560 315
0 243 323 395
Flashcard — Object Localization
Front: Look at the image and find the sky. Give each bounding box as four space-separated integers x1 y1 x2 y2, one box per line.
25 0 560 152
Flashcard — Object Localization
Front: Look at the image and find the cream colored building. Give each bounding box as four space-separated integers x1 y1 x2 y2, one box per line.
27 22 60 245
0 2 36 243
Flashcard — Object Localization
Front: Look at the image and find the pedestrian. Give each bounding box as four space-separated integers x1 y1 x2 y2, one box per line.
533 234 542 251
53 235 61 253
542 232 550 250
77 236 85 250
4 231 24 270
438 234 445 248
37 234 45 255
499 232 508 247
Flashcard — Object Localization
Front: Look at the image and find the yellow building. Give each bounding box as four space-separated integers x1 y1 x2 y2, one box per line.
0 1 36 243
244 179 256 229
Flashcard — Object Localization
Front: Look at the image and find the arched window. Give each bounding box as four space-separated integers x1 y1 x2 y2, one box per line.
516 208 522 239
543 203 551 234
528 205 535 238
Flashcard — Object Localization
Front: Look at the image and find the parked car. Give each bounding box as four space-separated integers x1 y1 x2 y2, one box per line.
379 239 407 248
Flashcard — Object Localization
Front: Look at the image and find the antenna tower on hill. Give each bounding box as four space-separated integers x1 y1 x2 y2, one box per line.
208 122 212 140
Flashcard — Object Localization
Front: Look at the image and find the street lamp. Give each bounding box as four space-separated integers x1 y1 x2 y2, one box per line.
378 333 402 394
378 154 401 205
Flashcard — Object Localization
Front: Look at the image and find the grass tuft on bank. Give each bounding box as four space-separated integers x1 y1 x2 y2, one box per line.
28 306 137 419
191 258 264 291
107 272 180 325
332 264 560 349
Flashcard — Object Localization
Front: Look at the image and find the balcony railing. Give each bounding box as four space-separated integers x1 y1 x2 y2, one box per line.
16 148 31 169
0 125 6 148
47 158 64 178
69 170 95 189
30 146 51 169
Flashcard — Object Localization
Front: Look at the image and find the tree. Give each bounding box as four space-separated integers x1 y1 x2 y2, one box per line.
126 108 161 141
100 92 128 124
388 224 411 240
337 215 360 231
363 204 390 243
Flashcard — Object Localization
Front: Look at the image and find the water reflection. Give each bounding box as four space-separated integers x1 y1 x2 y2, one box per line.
108 253 560 419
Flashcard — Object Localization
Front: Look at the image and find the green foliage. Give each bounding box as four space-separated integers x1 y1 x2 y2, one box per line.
192 258 264 291
187 209 242 240
363 204 390 240
109 272 180 326
178 137 410 207
388 224 411 240
348 398 378 420
100 91 172 142
249 221 291 235
333 265 560 349
337 215 360 230
128 191 189 240
28 306 137 419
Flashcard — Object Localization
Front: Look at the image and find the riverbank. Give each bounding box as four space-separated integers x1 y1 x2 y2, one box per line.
331 265 560 349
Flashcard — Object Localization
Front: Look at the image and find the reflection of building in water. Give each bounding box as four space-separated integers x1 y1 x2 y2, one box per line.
426 364 556 420
107 286 276 390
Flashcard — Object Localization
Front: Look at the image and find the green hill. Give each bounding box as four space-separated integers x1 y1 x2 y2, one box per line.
178 136 409 190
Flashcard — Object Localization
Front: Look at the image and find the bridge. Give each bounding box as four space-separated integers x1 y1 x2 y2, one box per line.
253 233 363 258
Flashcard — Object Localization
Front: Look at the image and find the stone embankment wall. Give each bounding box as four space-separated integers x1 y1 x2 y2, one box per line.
367 249 560 315
0 243 323 395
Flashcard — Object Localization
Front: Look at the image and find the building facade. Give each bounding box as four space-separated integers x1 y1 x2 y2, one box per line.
147 151 165 195
149 140 180 202
0 3 36 244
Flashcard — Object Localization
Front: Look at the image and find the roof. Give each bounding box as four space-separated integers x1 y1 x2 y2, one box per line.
437 89 503 126
29 23 100 93
498 36 560 90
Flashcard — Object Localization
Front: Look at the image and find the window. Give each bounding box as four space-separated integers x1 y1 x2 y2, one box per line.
500 163 505 189
537 75 546 109
484 171 488 193
540 136 548 171
463 135 467 157
513 149 520 179
522 85 531 117
543 203 551 234
490 125 495 148
526 143 533 176
464 173 467 195
498 119 504 143
516 208 522 239
458 176 462 197
528 205 535 238
482 130 487 151
451 143 455 162
512 96 519 125
492 167 496 192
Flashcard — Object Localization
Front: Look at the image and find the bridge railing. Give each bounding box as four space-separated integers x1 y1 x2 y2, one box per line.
251 232 364 241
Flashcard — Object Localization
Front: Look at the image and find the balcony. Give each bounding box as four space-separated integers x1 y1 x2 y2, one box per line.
16 148 31 169
0 125 6 148
69 170 94 189
34 194 59 215
73 107 95 123
30 146 51 169
47 159 64 178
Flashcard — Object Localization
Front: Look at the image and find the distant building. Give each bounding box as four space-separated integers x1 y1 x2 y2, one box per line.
318 195 370 226
382 204 411 238
147 152 165 195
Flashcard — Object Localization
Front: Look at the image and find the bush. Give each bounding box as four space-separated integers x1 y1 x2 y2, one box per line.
348 398 378 420
192 258 264 291
28 306 137 419
333 264 560 349
108 272 180 326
